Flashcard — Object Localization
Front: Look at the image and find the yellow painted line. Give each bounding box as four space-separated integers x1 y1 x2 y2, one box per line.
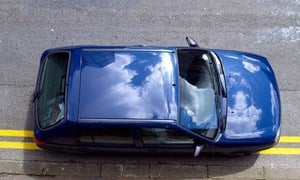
1 129 300 143
260 148 300 155
1 129 300 154
279 136 300 143
0 141 41 150
0 129 33 137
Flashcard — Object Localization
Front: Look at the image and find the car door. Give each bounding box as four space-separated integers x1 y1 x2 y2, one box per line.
139 127 195 153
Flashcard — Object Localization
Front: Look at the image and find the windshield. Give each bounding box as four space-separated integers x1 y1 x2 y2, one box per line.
177 49 220 139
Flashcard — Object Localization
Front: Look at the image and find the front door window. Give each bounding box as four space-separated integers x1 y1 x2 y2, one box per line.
140 128 193 145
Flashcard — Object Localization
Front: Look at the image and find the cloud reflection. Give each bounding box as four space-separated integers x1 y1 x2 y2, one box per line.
270 83 278 123
227 91 263 137
180 77 217 128
79 52 177 120
242 61 260 73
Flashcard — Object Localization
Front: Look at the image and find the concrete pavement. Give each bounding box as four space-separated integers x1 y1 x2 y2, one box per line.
0 160 300 179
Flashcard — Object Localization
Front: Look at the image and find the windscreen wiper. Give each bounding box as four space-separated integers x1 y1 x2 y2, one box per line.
210 51 227 97
209 51 227 132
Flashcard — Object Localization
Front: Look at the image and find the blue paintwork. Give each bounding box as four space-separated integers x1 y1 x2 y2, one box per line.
33 45 281 154
212 50 281 146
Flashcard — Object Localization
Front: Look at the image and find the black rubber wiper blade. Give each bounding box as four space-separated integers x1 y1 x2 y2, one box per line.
210 51 227 97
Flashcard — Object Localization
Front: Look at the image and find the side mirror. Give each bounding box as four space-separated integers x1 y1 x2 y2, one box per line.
186 36 199 47
194 145 204 157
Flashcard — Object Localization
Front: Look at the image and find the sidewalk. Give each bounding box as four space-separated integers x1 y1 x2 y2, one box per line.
1 160 300 179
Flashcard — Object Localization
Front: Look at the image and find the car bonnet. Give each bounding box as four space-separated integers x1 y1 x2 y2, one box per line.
213 50 280 140
78 49 179 121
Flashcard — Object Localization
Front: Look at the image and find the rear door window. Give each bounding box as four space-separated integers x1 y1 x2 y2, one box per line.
37 52 69 129
78 127 134 145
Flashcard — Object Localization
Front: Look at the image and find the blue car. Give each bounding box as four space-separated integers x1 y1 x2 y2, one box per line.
33 37 281 156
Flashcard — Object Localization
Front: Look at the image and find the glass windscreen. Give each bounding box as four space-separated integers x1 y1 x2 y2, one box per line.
177 49 219 139
37 52 69 128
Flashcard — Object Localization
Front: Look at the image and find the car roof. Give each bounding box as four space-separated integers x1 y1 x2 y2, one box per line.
45 45 181 52
78 49 179 121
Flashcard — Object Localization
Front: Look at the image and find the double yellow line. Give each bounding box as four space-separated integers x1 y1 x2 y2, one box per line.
259 136 300 155
0 129 40 150
0 129 300 154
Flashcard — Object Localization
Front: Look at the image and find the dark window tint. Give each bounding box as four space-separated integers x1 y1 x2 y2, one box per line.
140 128 193 144
78 127 134 144
37 52 69 128
76 127 192 146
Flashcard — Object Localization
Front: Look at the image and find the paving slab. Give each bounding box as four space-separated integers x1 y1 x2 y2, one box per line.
208 166 264 179
150 164 207 179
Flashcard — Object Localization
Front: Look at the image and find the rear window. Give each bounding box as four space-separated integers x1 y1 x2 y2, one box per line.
37 52 69 129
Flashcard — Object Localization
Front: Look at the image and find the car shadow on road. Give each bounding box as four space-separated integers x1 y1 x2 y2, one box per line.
22 95 259 177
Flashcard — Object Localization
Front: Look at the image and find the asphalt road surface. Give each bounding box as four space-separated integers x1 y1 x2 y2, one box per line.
0 0 299 179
